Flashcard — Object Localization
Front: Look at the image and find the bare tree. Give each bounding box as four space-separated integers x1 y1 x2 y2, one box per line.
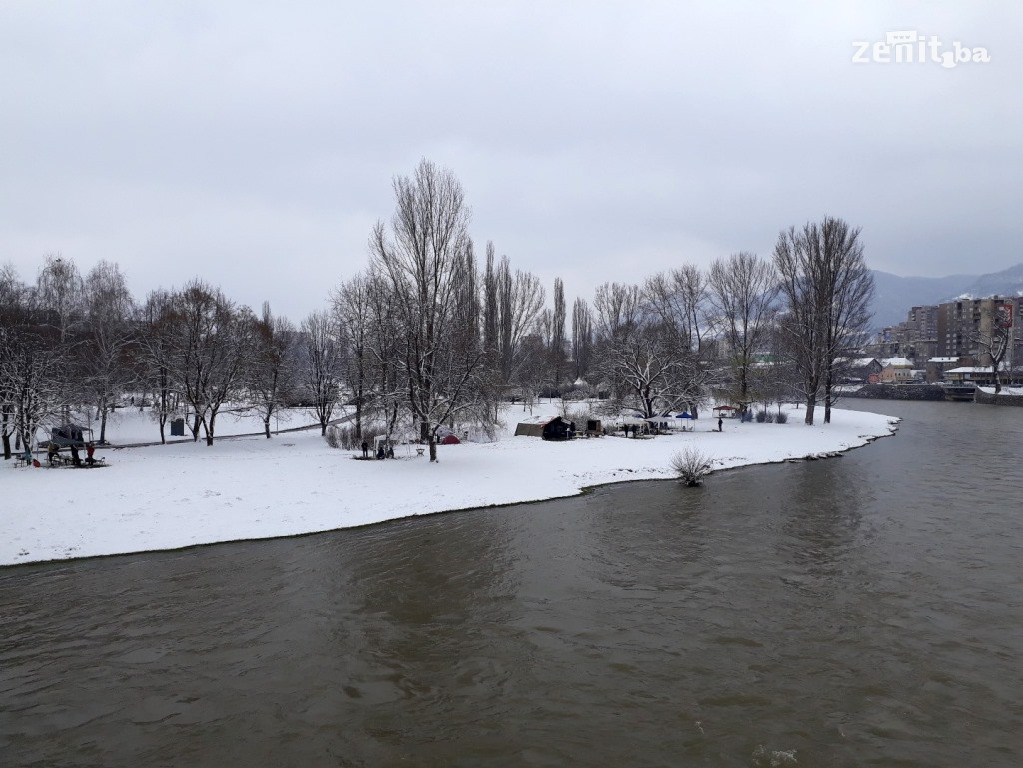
483 242 500 369
80 260 137 443
816 219 874 423
550 277 566 392
249 302 297 438
333 272 376 438
1 265 35 458
774 227 826 424
139 289 183 444
516 331 550 412
364 273 405 438
707 252 778 408
974 300 1013 394
34 254 85 419
5 331 66 456
592 281 703 417
571 297 593 381
177 280 251 445
36 253 84 345
644 266 710 353
642 267 714 414
369 159 486 462
0 271 67 455
496 255 545 386
301 310 344 437
774 217 874 424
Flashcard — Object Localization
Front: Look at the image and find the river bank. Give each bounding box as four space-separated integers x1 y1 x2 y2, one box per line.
2 403 898 566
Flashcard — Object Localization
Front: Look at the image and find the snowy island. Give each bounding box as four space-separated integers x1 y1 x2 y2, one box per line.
2 403 898 567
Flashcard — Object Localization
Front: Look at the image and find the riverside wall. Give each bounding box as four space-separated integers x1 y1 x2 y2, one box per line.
975 389 1023 407
843 384 946 401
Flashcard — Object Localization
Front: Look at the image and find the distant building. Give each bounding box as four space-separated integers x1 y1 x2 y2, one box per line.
879 358 916 384
925 356 961 383
873 296 1023 371
936 296 1022 367
841 357 882 384
943 365 1009 387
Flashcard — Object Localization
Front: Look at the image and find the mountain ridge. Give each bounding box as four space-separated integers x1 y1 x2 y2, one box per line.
869 263 1023 329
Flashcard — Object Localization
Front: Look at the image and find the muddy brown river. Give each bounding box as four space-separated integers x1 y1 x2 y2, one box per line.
2 400 1022 766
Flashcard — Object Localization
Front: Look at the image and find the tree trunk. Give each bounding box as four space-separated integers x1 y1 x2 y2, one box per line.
264 417 272 438
99 404 109 444
2 434 10 460
429 435 438 462
823 370 833 424
804 394 815 425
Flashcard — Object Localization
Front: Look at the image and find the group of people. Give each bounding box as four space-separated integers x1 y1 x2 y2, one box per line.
621 417 725 435
622 423 649 438
45 441 97 467
360 440 395 460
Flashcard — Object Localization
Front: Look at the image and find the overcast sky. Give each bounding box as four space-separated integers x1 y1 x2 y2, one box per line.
2 1 1020 321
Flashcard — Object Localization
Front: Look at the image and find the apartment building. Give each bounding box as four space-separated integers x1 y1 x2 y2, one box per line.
936 296 1022 367
875 296 1022 370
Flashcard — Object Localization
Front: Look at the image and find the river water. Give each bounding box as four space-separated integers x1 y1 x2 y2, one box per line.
2 400 1022 767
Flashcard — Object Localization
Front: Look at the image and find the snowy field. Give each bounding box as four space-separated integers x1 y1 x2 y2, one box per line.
2 403 899 566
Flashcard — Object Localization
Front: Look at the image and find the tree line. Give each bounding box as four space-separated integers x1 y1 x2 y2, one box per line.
1 159 874 462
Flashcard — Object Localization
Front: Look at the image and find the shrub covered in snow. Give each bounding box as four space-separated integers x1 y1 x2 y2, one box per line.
324 426 342 449
670 446 714 486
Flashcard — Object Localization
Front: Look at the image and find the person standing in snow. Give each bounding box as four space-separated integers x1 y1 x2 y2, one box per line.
361 440 368 458
718 417 723 432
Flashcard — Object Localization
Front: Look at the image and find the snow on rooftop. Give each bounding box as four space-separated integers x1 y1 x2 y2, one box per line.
946 365 1007 373
2 402 899 567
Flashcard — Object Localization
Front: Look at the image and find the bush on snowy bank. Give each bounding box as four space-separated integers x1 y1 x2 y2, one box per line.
670 446 714 486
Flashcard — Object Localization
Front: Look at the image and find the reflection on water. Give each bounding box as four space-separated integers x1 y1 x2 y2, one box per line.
2 401 1023 766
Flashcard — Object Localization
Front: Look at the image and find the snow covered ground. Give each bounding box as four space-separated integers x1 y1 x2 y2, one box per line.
2 403 899 566
978 385 1023 396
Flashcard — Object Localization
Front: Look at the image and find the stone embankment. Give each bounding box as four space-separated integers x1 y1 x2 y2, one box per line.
843 384 945 401
975 389 1023 407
